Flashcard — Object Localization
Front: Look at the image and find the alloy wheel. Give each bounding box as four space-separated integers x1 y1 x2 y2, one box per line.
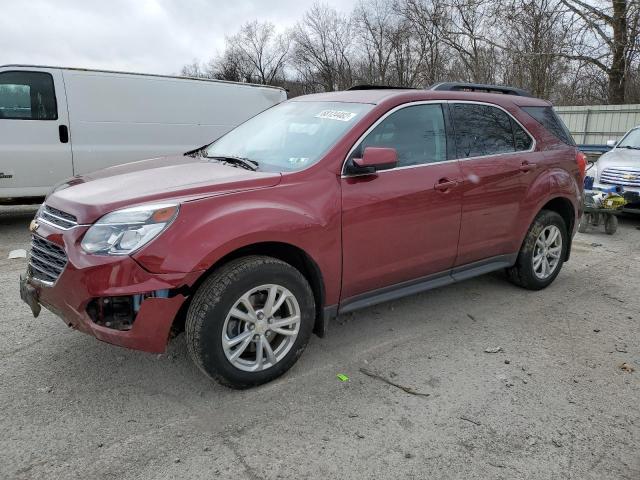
532 225 562 280
222 284 301 372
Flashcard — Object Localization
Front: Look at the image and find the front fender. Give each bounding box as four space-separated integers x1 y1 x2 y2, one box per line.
134 179 342 304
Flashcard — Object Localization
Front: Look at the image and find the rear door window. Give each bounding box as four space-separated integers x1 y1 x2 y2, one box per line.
450 103 518 158
522 106 575 145
511 118 533 151
0 71 57 120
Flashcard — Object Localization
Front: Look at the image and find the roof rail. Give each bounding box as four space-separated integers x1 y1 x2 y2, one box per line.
348 84 415 91
429 82 533 97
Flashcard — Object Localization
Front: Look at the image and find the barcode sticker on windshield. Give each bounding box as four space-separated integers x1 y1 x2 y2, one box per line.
315 110 358 122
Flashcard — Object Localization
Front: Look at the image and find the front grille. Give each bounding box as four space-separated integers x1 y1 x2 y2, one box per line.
38 205 78 229
600 167 640 188
29 235 68 284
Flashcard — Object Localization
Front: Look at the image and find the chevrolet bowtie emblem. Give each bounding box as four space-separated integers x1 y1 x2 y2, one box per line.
623 173 636 180
29 220 39 233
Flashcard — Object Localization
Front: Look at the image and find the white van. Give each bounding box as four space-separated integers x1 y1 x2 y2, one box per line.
0 65 287 201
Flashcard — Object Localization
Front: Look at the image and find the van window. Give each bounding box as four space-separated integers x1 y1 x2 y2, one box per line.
0 71 57 120
355 104 447 167
451 103 517 158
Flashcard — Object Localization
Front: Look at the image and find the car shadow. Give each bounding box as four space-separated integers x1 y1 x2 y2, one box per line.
36 270 507 401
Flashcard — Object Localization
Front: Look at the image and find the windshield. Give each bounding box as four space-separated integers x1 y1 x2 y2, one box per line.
205 101 373 172
617 128 640 149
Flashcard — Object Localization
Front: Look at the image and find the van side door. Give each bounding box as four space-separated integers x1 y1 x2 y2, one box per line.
0 68 73 198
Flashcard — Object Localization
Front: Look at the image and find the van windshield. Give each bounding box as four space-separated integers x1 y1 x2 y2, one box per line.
205 101 373 172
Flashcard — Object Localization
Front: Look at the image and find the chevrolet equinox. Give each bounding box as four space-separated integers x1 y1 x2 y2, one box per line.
20 83 585 388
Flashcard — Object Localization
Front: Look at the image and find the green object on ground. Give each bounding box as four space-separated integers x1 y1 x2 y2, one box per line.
336 373 349 382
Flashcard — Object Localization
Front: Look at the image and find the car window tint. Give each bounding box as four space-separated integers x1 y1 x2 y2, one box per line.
511 118 533 151
356 104 447 167
451 103 516 158
522 106 575 145
0 71 57 120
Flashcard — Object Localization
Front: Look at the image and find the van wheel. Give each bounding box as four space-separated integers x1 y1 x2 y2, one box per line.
507 210 567 290
604 214 618 235
578 213 589 233
185 256 315 389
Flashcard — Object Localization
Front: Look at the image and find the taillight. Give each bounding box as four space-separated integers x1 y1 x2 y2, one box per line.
576 151 587 179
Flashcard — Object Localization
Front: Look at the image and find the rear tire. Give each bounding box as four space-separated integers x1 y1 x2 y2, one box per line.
507 210 568 290
185 256 315 389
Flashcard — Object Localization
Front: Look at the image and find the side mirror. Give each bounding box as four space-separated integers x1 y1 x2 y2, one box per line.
352 147 398 173
606 139 617 148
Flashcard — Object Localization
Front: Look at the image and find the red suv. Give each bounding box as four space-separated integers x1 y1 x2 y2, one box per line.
20 83 585 388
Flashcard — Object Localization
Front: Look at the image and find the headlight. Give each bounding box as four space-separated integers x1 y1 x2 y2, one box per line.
81 203 179 255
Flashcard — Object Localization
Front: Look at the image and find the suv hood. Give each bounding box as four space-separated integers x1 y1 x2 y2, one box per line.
597 148 640 169
47 155 282 224
598 148 640 167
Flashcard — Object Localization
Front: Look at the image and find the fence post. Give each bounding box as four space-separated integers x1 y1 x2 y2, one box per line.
582 109 592 144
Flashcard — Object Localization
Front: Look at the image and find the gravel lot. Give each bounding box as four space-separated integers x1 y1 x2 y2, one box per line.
1 204 639 480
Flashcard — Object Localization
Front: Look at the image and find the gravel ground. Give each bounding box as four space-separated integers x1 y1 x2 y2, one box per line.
1 205 639 480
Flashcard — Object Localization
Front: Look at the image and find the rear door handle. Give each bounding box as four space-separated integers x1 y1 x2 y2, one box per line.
519 161 536 172
434 178 457 192
59 125 69 144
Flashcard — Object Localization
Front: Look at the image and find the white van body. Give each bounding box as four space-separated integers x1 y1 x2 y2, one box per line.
0 65 287 201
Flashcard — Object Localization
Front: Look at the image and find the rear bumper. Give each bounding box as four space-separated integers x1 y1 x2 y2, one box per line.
21 223 202 353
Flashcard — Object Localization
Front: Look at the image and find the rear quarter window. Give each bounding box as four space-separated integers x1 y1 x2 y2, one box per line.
522 106 575 146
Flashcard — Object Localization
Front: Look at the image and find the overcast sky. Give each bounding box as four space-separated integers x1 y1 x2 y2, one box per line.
1 0 357 75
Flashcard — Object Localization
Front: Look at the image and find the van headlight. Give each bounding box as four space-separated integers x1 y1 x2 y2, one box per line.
81 203 179 255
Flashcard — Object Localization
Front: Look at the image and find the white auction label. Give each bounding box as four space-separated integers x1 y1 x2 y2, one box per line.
315 110 358 121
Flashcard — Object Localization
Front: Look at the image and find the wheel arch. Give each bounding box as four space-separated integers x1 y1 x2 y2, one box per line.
172 241 329 338
532 196 577 261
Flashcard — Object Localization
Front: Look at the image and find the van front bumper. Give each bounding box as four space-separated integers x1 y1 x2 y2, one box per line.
20 224 202 353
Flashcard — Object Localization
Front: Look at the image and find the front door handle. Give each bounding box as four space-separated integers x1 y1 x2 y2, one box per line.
59 125 69 144
519 161 537 172
434 178 457 192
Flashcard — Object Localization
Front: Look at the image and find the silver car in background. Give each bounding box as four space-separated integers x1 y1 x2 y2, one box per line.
592 126 640 212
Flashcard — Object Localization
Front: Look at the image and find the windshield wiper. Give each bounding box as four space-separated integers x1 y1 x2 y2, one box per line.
206 155 259 171
618 145 640 150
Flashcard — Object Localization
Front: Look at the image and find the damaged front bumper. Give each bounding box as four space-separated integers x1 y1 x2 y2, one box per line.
20 223 203 353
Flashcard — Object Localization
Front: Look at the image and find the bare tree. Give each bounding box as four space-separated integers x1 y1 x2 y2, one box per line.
398 0 450 86
181 0 640 104
492 0 572 100
226 21 290 85
291 3 355 91
180 59 214 78
562 0 640 103
440 0 499 83
209 46 253 82
353 0 397 85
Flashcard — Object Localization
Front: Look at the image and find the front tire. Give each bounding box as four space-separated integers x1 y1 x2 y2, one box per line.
507 210 568 290
185 256 315 389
